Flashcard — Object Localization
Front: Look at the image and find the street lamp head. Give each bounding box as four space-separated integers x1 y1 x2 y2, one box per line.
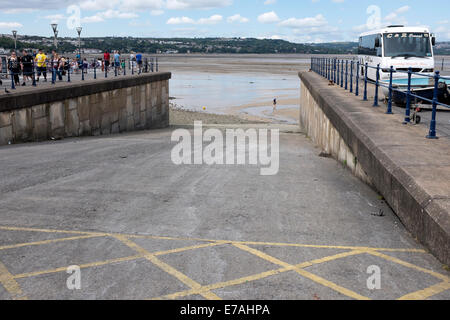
51 23 58 33
12 30 17 38
76 27 83 35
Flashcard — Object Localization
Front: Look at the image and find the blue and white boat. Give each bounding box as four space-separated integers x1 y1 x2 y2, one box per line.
382 77 450 107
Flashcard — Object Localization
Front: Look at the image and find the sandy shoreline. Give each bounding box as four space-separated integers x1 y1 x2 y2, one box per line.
164 55 304 124
169 105 269 125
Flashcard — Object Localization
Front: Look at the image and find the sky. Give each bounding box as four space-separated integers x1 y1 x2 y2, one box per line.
0 0 449 43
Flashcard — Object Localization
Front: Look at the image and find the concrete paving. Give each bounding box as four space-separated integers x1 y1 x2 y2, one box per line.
0 126 449 300
349 73 450 139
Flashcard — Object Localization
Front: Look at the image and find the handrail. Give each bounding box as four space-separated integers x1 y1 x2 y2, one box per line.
310 57 449 139
1 56 160 91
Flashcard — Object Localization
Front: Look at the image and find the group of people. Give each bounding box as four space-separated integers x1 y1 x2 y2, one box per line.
2 49 82 86
1 49 146 87
4 49 39 86
102 50 144 74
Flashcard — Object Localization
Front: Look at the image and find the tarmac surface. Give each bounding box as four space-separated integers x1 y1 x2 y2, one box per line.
0 125 449 300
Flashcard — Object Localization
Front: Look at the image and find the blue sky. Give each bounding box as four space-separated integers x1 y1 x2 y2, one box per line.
0 0 449 42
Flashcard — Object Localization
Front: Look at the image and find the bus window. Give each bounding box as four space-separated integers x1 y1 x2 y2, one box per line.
358 34 382 57
383 33 432 58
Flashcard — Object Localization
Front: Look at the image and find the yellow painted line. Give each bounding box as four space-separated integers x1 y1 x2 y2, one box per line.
153 242 223 257
0 225 427 253
0 261 28 300
113 235 222 301
0 234 106 251
0 225 102 236
237 241 427 253
233 243 370 300
398 282 450 300
10 242 224 281
153 250 367 300
127 234 219 243
367 251 450 282
153 250 366 299
13 254 144 279
158 267 290 300
295 250 368 268
293 268 370 300
233 243 300 269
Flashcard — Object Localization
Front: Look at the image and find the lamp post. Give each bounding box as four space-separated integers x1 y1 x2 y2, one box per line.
76 27 82 56
51 23 58 49
12 30 17 51
76 27 83 80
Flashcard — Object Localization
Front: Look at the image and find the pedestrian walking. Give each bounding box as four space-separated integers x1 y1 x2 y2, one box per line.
130 52 136 72
114 51 121 73
8 51 21 86
104 50 110 73
21 49 34 86
136 52 142 73
82 58 88 74
51 53 63 81
272 98 277 113
71 58 79 74
35 49 47 82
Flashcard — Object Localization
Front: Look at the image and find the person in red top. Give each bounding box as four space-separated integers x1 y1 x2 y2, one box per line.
103 50 110 72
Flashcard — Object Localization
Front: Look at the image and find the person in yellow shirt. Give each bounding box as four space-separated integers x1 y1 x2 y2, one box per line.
35 49 48 82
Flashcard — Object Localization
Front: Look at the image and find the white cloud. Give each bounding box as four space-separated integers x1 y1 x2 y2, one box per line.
166 0 232 10
79 0 121 11
1 8 37 14
384 5 410 26
279 14 327 28
167 16 196 25
264 0 276 5
198 14 223 25
0 22 23 28
151 10 164 16
44 14 66 23
81 9 138 23
257 11 280 24
227 14 249 23
167 15 223 25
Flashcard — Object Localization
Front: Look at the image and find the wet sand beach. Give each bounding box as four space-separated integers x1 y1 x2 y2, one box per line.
160 54 314 125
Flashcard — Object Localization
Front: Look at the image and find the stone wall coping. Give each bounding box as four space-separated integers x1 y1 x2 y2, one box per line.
299 71 450 265
0 72 171 113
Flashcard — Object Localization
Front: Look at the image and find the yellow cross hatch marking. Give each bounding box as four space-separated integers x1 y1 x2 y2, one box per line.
0 226 101 236
233 243 371 300
0 225 448 300
151 249 368 300
13 255 145 279
398 282 450 300
366 250 450 282
0 225 428 253
0 234 106 251
0 261 28 300
113 235 222 300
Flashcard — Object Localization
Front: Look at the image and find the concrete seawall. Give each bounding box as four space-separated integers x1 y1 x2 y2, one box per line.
299 71 450 265
0 72 171 145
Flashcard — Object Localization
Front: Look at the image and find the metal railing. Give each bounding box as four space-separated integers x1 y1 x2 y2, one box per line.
1 57 160 91
311 57 450 139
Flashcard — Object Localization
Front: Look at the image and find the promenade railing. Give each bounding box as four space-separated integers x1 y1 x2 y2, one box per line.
1 56 160 91
311 57 450 139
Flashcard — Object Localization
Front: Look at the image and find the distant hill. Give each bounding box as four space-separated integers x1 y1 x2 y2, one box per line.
435 41 450 55
0 35 449 55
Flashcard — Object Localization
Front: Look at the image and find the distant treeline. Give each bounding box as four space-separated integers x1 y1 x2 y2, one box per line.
1 35 450 55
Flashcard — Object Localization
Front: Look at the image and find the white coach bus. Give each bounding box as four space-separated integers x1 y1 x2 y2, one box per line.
358 25 435 82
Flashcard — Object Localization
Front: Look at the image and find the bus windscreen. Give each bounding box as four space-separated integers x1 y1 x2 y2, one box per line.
383 33 432 58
